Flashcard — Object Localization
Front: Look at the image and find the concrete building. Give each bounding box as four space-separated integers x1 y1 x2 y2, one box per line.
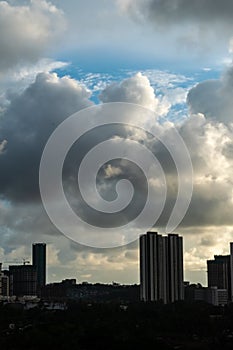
32 243 46 292
207 255 231 300
1 274 9 296
185 283 228 306
9 265 37 297
216 288 229 306
0 263 9 297
230 243 233 302
140 232 184 303
0 263 2 296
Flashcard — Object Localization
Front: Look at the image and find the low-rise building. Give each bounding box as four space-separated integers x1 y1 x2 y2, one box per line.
185 283 228 306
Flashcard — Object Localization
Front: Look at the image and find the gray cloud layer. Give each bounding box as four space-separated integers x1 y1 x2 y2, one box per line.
122 0 233 24
0 0 65 73
2 68 233 230
119 0 233 51
187 66 233 123
0 72 92 201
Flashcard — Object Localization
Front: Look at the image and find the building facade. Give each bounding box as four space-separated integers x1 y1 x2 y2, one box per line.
207 255 231 301
185 283 228 306
230 243 233 302
32 243 46 291
0 263 2 296
140 232 184 303
0 263 10 297
9 265 37 296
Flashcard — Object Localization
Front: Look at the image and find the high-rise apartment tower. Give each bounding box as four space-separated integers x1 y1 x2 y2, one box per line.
140 232 184 303
32 243 46 290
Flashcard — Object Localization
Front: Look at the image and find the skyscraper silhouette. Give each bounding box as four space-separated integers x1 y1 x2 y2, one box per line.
32 243 46 291
207 255 231 301
140 232 184 303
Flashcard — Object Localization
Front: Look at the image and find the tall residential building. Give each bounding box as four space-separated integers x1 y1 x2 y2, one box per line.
0 263 2 296
32 243 46 290
0 264 10 297
1 274 10 297
9 265 37 296
140 232 184 303
230 243 233 302
207 255 231 300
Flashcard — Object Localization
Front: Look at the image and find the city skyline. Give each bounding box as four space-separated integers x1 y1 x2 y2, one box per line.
2 233 233 308
1 234 233 290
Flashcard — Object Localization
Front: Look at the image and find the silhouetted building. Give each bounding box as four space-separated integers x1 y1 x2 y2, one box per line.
140 232 184 303
0 265 10 297
230 243 233 302
1 274 9 296
2 269 11 296
207 255 231 301
184 282 201 302
0 263 3 295
41 279 76 300
0 263 2 296
185 282 228 306
9 265 37 296
32 243 46 291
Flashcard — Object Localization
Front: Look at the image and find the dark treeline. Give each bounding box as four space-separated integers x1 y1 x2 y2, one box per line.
1 301 233 349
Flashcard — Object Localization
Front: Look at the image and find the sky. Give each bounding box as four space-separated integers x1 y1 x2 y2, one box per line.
1 0 233 285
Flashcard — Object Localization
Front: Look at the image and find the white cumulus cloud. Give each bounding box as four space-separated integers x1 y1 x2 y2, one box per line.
0 0 65 73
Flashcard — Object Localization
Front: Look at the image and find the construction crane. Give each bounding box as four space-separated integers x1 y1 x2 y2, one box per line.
2 258 31 267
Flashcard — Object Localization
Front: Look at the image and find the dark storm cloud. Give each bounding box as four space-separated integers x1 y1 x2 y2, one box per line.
124 0 233 25
0 72 92 201
120 0 233 51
